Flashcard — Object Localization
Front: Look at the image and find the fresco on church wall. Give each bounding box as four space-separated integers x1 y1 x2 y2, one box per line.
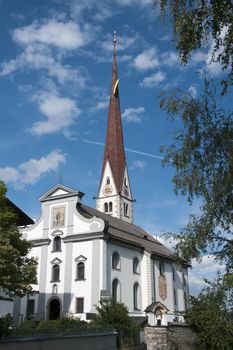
52 207 65 228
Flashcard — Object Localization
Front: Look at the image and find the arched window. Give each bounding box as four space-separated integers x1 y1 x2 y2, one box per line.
173 288 177 307
52 265 60 282
109 202 113 212
52 284 58 294
124 203 129 217
77 262 85 280
112 279 119 303
112 252 120 270
106 177 110 185
133 257 139 274
124 203 129 216
104 203 108 213
172 266 176 281
53 236 61 251
159 262 165 276
133 283 139 310
183 272 186 286
184 292 188 310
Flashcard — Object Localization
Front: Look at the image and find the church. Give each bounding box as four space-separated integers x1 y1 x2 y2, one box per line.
12 35 189 325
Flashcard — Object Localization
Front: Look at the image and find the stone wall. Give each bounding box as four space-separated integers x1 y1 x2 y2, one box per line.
0 332 117 350
145 324 197 350
145 327 168 350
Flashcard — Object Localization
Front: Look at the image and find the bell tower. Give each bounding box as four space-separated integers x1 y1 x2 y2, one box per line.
96 32 133 223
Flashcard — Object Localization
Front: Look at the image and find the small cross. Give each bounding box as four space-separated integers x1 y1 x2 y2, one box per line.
59 172 63 184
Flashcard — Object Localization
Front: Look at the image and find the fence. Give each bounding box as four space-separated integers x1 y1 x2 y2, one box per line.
3 325 145 350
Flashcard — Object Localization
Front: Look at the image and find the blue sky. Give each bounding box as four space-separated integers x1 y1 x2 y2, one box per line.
0 0 227 295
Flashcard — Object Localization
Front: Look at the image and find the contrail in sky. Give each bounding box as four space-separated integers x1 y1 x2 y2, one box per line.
81 139 163 160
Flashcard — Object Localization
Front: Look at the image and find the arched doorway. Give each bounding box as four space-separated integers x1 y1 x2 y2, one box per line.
48 298 61 320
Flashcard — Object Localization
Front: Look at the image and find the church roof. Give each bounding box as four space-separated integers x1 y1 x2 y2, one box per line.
7 198 34 226
77 203 177 261
99 33 127 193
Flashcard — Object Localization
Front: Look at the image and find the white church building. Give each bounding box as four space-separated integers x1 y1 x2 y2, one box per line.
12 35 189 325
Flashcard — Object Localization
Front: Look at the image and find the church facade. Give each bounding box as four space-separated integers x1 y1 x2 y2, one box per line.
12 35 189 325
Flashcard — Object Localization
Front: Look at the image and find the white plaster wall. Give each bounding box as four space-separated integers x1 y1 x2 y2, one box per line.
141 253 149 311
107 243 144 314
70 240 93 314
153 261 187 313
0 299 14 316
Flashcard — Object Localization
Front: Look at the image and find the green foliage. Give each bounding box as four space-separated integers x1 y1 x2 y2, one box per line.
92 300 138 330
153 0 233 92
0 314 12 338
0 181 37 296
15 317 87 336
185 274 233 349
160 80 233 271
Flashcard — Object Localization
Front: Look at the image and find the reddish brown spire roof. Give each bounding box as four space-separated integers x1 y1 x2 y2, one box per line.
100 33 126 193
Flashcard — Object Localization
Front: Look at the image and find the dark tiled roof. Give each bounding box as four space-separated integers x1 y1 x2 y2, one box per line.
99 38 127 194
78 204 176 261
7 199 34 226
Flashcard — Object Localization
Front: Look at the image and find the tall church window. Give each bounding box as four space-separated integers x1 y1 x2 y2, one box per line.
52 264 60 282
184 292 188 310
112 279 119 303
104 203 108 212
109 202 113 212
133 283 140 310
76 298 84 313
183 272 186 286
26 299 35 320
159 262 165 276
112 252 120 270
172 266 176 281
77 262 85 280
124 203 129 217
53 236 61 252
133 257 139 274
106 177 110 185
173 288 177 308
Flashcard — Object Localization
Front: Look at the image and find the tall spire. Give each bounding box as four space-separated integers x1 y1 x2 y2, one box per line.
96 32 133 223
101 32 126 193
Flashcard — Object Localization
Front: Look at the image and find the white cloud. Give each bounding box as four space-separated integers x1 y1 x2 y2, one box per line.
131 160 146 169
88 98 109 113
188 85 197 98
29 94 80 135
13 20 90 50
133 47 159 71
122 106 145 123
161 51 179 67
189 255 225 294
116 0 151 6
0 150 66 189
0 19 90 87
140 71 166 88
0 42 87 86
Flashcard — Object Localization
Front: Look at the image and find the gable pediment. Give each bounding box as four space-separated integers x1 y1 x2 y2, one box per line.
50 258 62 265
39 184 84 202
74 255 87 262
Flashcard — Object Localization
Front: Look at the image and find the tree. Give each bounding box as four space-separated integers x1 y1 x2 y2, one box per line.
185 273 233 349
0 181 37 296
151 1 233 270
160 79 233 270
92 300 137 330
153 0 233 93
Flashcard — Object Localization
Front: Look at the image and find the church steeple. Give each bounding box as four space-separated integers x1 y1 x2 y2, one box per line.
96 32 133 223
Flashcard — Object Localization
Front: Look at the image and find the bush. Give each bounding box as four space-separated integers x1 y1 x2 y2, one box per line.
0 314 12 338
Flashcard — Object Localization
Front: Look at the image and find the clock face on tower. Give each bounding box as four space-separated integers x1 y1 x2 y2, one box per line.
103 184 113 196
